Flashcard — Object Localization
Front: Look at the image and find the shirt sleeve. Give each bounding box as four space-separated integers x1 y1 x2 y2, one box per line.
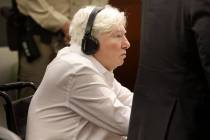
113 79 133 107
67 67 131 136
17 0 69 32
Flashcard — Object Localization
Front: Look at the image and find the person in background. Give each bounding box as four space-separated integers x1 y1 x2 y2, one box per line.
26 5 133 140
16 0 109 96
128 0 210 140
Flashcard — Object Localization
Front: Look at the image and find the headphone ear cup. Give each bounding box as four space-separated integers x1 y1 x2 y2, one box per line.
82 35 99 55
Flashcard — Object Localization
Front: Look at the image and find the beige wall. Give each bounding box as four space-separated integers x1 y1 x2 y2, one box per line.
0 47 18 84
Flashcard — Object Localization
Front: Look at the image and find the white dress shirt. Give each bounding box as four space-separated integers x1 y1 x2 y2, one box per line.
26 44 133 140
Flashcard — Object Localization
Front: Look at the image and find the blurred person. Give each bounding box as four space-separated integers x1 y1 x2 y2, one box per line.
26 5 133 140
16 0 109 96
128 0 210 140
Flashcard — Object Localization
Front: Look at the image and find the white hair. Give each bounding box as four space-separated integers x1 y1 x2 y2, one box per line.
69 5 126 46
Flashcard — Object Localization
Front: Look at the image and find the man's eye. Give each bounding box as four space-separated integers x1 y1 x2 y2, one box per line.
115 34 123 38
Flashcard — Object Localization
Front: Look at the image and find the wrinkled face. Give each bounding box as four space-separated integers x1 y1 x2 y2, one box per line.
93 24 130 71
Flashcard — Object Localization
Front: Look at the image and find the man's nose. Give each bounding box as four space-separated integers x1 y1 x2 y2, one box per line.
122 36 130 49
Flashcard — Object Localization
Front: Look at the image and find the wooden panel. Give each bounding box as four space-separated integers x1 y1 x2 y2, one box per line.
109 0 141 91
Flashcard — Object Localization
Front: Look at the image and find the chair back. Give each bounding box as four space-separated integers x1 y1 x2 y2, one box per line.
0 82 36 139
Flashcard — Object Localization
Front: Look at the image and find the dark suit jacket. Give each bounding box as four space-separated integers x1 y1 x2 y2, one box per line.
128 0 210 140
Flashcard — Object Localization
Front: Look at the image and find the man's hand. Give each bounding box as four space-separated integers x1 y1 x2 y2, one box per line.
62 21 70 46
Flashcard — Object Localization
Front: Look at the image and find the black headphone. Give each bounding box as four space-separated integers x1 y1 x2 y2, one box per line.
81 7 104 55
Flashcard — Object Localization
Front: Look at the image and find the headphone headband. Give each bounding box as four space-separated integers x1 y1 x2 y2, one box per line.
84 7 104 36
82 7 104 55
